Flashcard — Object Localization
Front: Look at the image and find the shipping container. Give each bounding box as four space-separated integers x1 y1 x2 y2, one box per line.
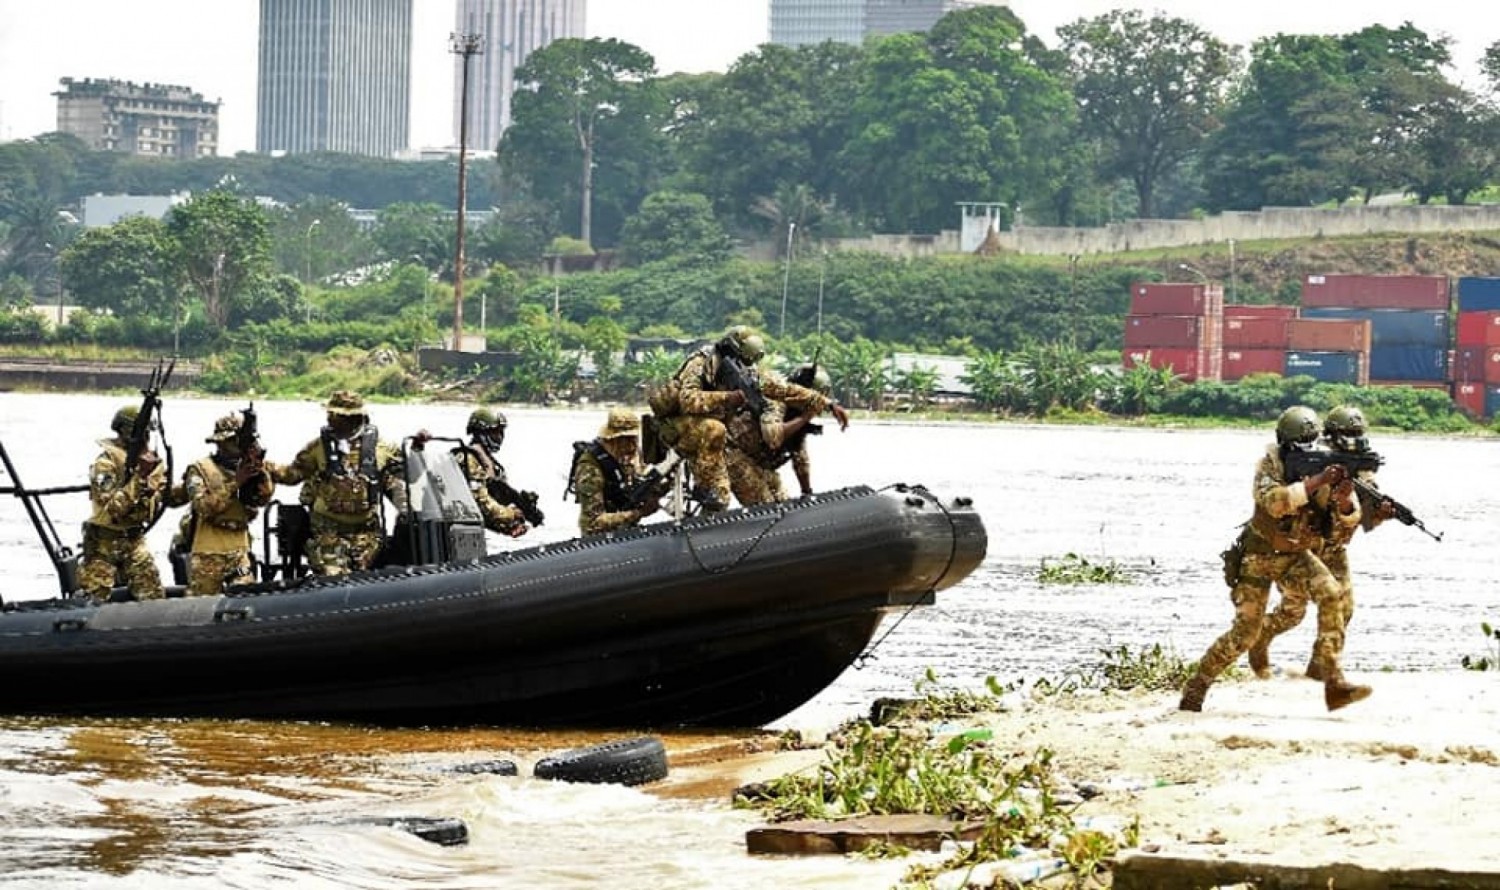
1453 347 1490 382
1489 348 1500 385
1456 311 1500 347
1488 385 1500 419
1284 350 1365 385
1367 346 1448 382
1453 382 1488 418
1122 347 1217 381
1302 274 1449 310
1299 307 1448 347
1223 304 1299 320
1222 316 1289 349
1122 315 1205 349
1456 277 1500 312
1129 282 1225 316
1222 348 1286 381
1286 318 1372 353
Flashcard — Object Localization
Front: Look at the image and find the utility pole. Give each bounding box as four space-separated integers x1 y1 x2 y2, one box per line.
450 31 485 352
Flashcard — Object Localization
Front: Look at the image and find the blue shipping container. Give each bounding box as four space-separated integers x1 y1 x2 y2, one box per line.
1487 386 1500 419
1284 351 1362 384
1457 277 1500 312
1300 307 1448 347
1367 346 1447 381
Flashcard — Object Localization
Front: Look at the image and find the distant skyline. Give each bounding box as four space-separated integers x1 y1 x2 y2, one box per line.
0 0 1493 155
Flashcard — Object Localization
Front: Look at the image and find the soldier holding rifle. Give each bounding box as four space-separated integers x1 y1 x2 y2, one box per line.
567 408 662 535
180 407 275 595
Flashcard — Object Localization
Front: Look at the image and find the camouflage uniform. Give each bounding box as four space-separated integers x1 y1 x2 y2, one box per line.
79 434 167 602
270 391 406 576
1182 441 1368 712
653 346 833 508
571 409 654 535
725 402 792 506
181 414 274 596
455 446 528 536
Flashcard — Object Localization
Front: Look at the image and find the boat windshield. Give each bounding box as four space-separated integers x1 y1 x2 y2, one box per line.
403 448 483 525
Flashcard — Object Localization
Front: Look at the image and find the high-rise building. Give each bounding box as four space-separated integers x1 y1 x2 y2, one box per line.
769 0 1000 46
256 0 413 158
452 0 586 151
54 78 219 158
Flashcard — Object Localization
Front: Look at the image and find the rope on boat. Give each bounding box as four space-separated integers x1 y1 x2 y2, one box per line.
853 600 921 670
681 504 791 575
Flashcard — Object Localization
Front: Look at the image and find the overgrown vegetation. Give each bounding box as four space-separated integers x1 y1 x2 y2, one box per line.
1038 553 1132 585
1460 622 1500 670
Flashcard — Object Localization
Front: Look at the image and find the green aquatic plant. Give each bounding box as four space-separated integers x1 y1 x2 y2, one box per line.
1461 622 1500 671
1038 551 1131 585
1094 642 1196 692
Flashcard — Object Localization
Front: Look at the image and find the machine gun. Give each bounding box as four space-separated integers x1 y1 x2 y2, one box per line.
124 357 175 476
1283 445 1442 542
626 452 682 511
717 353 768 418
236 401 271 508
487 477 545 527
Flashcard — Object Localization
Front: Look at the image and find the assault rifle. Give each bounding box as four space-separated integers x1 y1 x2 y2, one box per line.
1283 445 1442 542
124 357 175 476
487 477 545 527
717 353 768 418
626 452 681 510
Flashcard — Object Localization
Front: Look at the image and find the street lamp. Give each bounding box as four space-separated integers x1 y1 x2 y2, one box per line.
450 30 485 352
1228 239 1237 303
778 221 796 340
304 219 321 284
1178 263 1208 284
43 241 62 327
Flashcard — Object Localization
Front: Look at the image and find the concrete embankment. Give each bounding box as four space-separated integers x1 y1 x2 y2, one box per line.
0 359 198 392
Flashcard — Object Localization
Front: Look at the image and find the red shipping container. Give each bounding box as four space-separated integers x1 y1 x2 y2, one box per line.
1224 304 1298 320
1222 316 1289 348
1301 274 1449 310
1123 315 1203 348
1489 348 1500 384
1129 282 1224 316
1222 349 1286 381
1286 318 1372 353
1456 311 1500 347
1122 347 1212 381
1454 382 1487 418
1454 347 1488 382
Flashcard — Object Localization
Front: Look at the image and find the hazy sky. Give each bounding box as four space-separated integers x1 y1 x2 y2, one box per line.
0 1 1493 154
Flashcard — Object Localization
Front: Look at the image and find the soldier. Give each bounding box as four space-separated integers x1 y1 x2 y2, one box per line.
454 408 531 539
1180 406 1373 713
78 404 168 602
568 408 661 535
649 326 839 512
724 363 849 506
180 412 274 595
1249 404 1396 680
270 390 408 576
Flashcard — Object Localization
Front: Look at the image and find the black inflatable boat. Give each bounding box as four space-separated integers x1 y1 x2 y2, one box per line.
0 439 986 728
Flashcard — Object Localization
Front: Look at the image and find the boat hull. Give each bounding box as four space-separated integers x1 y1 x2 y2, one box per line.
0 485 986 727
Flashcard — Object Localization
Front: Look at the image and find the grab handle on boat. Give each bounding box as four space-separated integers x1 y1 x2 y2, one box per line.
215 605 253 623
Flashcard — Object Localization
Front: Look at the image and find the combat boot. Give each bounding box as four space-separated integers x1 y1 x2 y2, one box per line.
1324 678 1372 712
692 485 728 513
1178 676 1210 712
1247 639 1272 680
1304 657 1325 682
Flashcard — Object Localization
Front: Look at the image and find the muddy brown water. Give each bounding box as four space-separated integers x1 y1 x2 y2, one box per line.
1 392 1494 888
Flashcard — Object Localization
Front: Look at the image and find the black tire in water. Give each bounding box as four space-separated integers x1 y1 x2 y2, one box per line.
447 759 519 776
532 736 669 787
350 815 469 846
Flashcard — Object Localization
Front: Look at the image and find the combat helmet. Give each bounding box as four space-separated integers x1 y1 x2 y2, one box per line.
467 408 508 434
1275 405 1320 446
206 413 242 444
720 325 766 365
111 404 140 435
1324 405 1367 438
789 363 832 395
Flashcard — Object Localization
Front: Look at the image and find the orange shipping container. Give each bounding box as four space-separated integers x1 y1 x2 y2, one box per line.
1222 316 1289 349
1122 347 1219 382
1129 282 1224 316
1222 349 1286 380
1286 318 1372 353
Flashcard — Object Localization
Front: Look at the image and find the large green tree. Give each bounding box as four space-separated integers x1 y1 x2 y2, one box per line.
164 189 273 329
618 190 732 266
59 216 182 318
500 38 665 247
1058 10 1235 219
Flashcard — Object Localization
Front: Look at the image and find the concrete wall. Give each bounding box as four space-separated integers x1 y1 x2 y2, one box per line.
815 204 1500 259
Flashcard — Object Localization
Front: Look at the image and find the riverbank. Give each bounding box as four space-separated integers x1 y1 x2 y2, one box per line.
667 669 1500 887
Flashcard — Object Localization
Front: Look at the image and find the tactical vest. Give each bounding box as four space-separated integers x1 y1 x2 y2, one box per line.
316 426 380 515
567 441 633 513
1247 447 1325 553
188 456 256 553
